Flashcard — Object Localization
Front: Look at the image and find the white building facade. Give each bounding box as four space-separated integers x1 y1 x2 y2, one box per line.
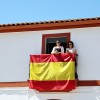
0 17 100 100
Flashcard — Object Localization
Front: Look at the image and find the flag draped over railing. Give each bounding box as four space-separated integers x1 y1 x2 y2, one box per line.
29 53 76 92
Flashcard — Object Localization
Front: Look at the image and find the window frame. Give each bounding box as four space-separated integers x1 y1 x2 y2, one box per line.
42 33 70 54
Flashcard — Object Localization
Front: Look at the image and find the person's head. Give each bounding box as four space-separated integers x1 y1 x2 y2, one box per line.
68 41 74 48
56 40 61 46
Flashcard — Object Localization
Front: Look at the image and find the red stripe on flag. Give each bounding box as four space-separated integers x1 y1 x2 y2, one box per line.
30 53 75 63
29 80 75 92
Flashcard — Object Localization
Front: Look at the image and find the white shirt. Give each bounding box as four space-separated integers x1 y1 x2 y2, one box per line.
51 46 64 54
66 48 76 53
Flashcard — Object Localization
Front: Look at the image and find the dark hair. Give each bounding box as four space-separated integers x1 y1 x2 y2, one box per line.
68 41 74 48
56 40 61 43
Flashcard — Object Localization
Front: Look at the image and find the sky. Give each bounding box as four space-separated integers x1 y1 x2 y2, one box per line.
0 0 100 24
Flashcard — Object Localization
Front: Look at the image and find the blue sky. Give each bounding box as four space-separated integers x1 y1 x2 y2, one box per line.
0 0 100 24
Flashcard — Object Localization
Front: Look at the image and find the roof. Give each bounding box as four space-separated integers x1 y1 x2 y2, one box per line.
0 17 100 33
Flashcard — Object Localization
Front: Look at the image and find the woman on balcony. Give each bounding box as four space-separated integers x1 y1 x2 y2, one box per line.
51 40 64 54
66 41 79 83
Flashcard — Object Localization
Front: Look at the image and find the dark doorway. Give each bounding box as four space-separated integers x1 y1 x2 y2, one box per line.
46 37 67 54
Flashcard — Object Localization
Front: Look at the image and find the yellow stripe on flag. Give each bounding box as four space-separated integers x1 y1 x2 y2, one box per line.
30 61 75 80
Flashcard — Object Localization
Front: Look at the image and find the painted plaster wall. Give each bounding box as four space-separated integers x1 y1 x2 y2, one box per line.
0 27 100 82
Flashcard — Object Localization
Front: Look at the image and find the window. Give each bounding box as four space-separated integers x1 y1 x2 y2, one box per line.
42 33 70 54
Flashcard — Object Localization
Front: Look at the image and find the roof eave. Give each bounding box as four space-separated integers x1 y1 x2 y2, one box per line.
0 18 100 33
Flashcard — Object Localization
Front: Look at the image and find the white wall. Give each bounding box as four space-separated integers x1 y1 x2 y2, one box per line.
0 27 100 82
71 27 100 80
0 32 42 82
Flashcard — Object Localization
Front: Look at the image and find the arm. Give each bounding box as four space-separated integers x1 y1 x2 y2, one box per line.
66 48 77 54
66 48 70 53
74 49 77 54
51 47 59 54
51 47 56 54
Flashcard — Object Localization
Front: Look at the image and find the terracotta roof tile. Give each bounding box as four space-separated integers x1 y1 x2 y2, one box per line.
0 17 100 27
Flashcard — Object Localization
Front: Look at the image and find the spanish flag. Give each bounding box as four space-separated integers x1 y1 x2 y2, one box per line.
29 53 76 92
